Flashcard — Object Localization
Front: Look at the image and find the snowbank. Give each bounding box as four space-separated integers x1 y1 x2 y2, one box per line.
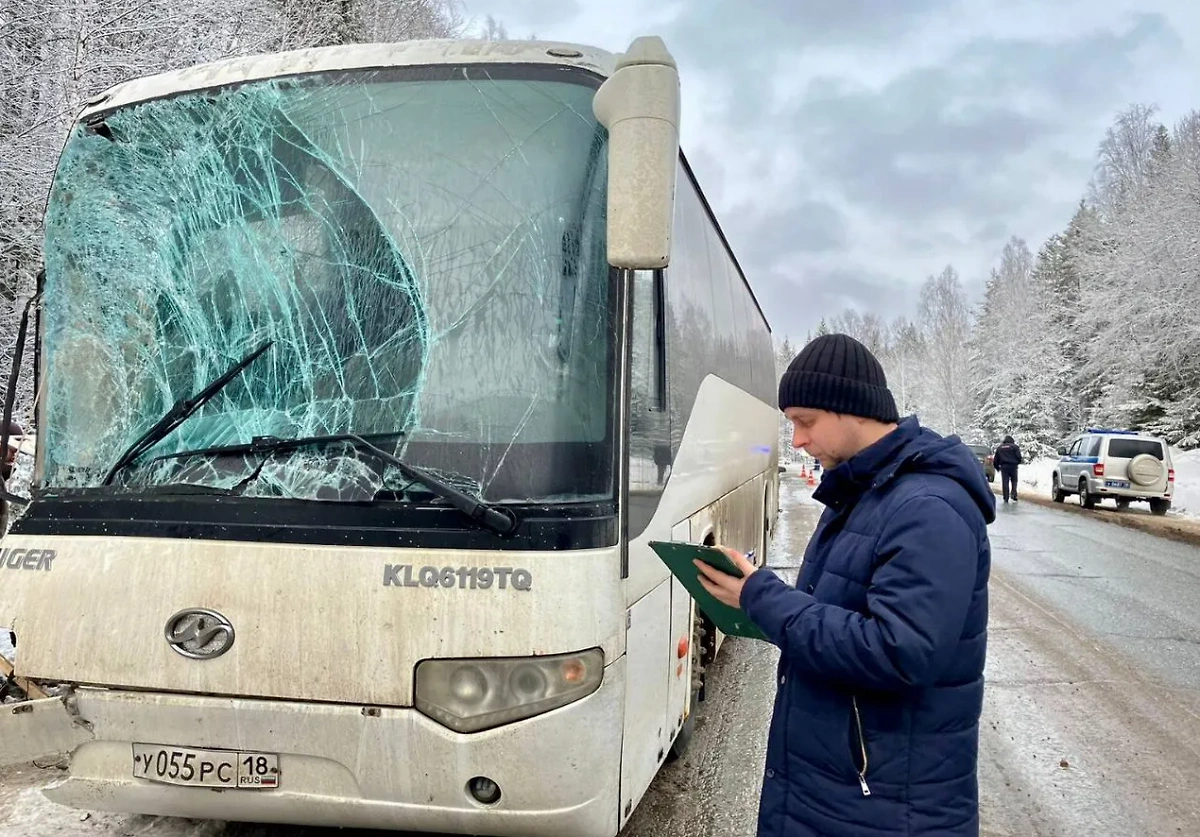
1010 458 1059 494
1168 447 1200 520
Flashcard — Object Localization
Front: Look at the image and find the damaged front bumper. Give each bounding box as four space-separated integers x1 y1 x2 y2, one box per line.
18 676 624 837
0 691 94 767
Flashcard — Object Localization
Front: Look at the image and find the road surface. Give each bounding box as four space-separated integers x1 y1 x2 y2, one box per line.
4 475 1200 836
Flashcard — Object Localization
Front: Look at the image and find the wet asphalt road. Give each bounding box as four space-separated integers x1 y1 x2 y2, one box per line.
6 474 1200 836
979 500 1200 836
989 498 1200 692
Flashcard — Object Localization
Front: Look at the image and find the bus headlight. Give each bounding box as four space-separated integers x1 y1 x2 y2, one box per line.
415 649 605 733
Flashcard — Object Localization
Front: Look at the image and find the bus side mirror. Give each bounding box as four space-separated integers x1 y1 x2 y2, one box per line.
593 36 680 271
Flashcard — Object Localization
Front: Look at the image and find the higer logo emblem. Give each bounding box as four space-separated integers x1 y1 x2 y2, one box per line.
164 608 236 660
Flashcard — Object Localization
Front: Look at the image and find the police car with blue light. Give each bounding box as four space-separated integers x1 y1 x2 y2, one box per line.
1051 428 1174 515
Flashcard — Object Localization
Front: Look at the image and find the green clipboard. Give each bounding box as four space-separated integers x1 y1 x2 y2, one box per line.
648 540 769 641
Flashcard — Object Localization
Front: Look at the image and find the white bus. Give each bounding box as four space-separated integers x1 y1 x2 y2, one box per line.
1 35 779 837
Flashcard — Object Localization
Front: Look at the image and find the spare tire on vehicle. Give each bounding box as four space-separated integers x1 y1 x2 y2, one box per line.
1127 453 1166 486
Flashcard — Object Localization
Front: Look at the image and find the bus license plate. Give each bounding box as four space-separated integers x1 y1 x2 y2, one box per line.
132 743 279 789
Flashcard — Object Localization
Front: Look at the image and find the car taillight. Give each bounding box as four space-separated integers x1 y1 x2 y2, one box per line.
1094 463 1105 477
1169 469 1175 482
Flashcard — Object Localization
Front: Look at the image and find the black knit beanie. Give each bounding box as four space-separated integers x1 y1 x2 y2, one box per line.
778 333 899 423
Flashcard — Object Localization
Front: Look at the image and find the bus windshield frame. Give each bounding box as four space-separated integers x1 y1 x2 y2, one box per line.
36 64 617 508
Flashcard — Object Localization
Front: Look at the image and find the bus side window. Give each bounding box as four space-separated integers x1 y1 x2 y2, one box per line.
631 269 666 412
630 269 670 498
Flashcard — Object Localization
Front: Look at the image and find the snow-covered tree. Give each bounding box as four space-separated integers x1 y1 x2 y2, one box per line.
1088 102 1164 218
775 334 795 455
1071 105 1200 444
479 14 509 40
969 237 1063 455
271 0 462 47
828 309 887 358
882 317 925 420
0 0 467 432
917 266 973 436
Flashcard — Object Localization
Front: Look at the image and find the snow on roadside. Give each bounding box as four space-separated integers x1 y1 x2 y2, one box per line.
1167 447 1200 520
1010 458 1059 494
0 785 224 837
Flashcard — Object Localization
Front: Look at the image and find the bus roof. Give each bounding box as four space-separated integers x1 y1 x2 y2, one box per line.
78 39 618 119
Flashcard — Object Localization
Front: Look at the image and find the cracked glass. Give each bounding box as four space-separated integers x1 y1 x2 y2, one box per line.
39 67 615 505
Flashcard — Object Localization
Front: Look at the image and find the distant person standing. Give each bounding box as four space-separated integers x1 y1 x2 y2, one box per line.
993 435 1023 503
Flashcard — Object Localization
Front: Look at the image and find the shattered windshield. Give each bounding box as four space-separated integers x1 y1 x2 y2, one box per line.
39 67 615 504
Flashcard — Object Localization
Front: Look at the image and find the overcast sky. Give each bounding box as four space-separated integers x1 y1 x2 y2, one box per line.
462 0 1200 343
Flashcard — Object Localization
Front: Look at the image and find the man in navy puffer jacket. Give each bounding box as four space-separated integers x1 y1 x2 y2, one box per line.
697 333 995 837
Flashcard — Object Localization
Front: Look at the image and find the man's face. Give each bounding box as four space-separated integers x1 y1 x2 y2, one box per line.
784 408 858 469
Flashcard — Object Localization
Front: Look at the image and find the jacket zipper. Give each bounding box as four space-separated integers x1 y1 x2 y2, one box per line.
851 695 871 796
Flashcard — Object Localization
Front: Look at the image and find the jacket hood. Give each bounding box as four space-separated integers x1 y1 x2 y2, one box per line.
904 428 997 524
817 416 997 524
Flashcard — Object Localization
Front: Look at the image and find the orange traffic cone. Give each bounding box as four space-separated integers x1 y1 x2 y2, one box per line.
807 472 817 487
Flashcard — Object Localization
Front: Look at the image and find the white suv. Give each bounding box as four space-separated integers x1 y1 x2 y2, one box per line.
1051 429 1175 515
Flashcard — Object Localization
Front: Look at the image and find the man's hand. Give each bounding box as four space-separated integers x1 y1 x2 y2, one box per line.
695 545 758 609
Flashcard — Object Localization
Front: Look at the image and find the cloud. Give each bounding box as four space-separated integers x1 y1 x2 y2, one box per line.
463 1 1199 341
679 11 1188 338
465 0 581 34
728 199 850 259
778 14 1182 223
755 264 913 341
665 0 950 58
460 0 685 52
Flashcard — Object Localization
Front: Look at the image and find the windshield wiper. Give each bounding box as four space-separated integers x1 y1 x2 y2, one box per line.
102 340 274 485
149 431 517 536
347 434 518 536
